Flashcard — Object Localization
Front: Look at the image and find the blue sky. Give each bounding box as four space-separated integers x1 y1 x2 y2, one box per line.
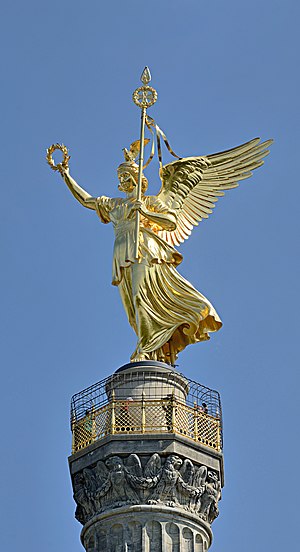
1 1 299 550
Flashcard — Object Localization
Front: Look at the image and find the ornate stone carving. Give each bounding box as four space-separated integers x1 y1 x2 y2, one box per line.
73 453 221 526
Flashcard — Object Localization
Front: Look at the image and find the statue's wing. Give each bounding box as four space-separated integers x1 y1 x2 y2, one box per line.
83 468 98 492
126 454 143 477
157 138 273 246
193 465 207 488
94 460 109 486
144 453 162 478
180 459 195 485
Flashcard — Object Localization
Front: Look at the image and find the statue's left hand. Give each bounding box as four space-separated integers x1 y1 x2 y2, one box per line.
132 200 144 213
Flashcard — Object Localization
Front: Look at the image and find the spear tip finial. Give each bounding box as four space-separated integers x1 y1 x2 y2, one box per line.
141 66 151 84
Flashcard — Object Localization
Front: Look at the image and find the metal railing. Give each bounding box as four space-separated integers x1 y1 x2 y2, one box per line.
71 391 222 454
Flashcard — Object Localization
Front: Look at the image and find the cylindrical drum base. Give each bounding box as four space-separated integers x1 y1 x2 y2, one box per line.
106 362 190 402
82 504 212 552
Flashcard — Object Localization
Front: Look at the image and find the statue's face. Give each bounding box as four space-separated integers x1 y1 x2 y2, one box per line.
117 170 137 193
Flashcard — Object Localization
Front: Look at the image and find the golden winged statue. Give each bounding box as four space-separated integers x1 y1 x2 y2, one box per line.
54 136 272 364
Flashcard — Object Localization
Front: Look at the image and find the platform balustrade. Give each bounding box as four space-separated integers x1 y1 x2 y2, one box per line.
71 395 222 453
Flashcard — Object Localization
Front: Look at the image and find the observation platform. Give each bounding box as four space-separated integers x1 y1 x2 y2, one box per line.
69 362 224 551
70 361 223 454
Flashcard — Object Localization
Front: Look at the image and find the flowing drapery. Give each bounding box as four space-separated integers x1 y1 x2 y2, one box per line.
96 195 222 361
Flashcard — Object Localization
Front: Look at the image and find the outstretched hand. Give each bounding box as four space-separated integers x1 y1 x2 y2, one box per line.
57 163 69 177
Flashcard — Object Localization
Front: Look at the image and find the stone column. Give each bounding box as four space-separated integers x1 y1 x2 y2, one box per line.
69 361 224 552
82 506 212 552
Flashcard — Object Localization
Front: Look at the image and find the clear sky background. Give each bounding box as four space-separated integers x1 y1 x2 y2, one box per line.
1 1 299 551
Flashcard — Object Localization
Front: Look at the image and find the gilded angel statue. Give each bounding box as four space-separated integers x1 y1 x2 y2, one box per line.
51 136 272 364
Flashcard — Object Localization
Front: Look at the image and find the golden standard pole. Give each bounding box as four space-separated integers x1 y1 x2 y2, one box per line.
134 105 147 259
132 67 157 260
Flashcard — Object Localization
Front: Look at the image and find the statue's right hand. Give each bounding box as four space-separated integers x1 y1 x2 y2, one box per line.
57 163 69 177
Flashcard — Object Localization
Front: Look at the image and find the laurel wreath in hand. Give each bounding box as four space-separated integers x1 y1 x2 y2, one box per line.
46 143 70 172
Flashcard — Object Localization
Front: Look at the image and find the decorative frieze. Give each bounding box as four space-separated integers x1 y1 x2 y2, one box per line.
73 453 221 527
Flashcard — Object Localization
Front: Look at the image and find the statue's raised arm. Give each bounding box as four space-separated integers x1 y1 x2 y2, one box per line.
59 165 98 211
46 143 98 212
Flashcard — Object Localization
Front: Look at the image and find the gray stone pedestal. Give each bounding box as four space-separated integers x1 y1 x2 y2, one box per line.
69 361 224 552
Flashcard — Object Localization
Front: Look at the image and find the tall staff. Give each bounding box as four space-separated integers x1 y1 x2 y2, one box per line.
132 67 157 260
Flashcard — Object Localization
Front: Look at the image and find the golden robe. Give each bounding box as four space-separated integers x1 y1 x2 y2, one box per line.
96 195 222 362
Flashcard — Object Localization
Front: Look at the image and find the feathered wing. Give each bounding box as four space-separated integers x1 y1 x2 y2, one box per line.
193 466 207 488
126 454 143 477
144 453 162 479
94 460 109 486
180 459 195 485
157 138 273 247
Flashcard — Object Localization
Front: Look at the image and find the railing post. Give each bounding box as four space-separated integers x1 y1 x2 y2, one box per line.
141 391 146 433
216 419 221 451
71 413 76 454
111 389 116 435
91 405 96 443
171 391 176 432
194 401 198 442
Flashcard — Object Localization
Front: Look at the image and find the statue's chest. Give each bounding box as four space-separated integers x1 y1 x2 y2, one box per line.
110 199 141 224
